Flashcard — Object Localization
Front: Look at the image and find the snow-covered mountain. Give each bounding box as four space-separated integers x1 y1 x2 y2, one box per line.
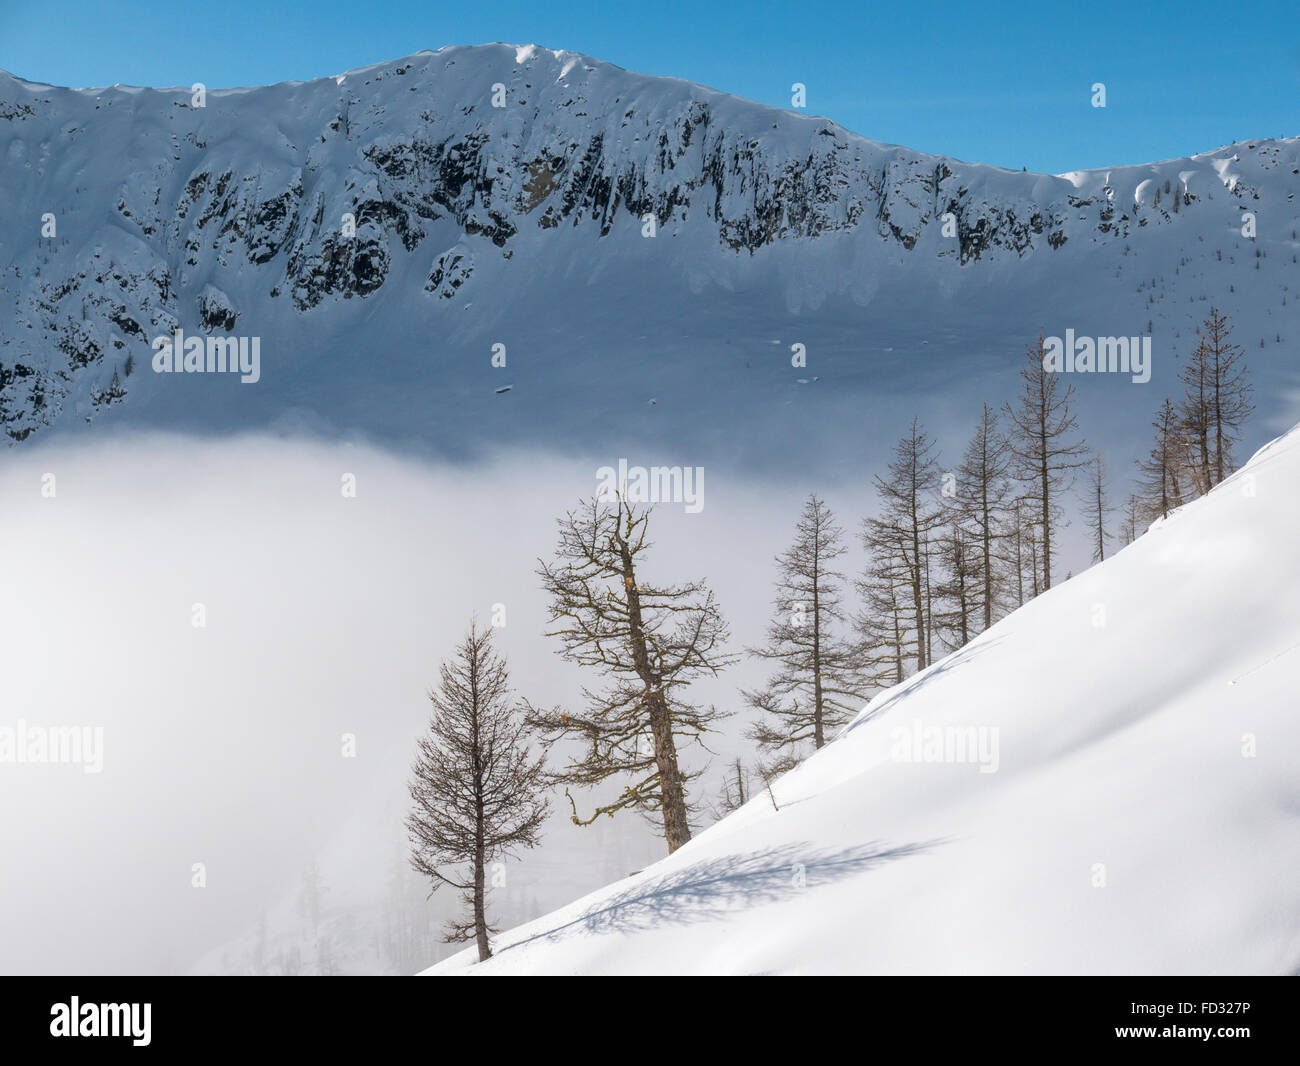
430 423 1300 975
1 44 1297 466
3 43 1297 978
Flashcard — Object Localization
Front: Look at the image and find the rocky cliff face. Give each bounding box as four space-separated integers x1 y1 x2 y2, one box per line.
0 43 1291 444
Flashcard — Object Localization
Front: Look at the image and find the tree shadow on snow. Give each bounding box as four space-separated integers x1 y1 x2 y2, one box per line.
499 838 941 953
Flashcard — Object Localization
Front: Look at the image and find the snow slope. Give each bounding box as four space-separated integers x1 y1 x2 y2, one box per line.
431 426 1300 975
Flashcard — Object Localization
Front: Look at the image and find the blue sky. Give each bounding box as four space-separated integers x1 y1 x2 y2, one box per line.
2 0 1296 173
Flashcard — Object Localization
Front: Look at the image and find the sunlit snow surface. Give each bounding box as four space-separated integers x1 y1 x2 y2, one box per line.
430 429 1300 975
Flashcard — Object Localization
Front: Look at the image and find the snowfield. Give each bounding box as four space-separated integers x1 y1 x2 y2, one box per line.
431 426 1300 975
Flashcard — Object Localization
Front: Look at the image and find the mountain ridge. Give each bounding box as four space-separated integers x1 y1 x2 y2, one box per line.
0 44 1290 174
1 43 1295 455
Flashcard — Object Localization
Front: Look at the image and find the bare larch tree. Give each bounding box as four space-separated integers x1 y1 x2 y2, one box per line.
1180 337 1214 496
1138 397 1186 520
956 402 1013 628
526 497 734 855
1003 498 1029 609
406 620 549 962
712 757 751 819
865 420 943 672
746 494 865 754
1084 452 1110 563
1118 493 1143 545
855 551 910 688
934 518 979 649
1179 308 1253 491
1005 334 1089 591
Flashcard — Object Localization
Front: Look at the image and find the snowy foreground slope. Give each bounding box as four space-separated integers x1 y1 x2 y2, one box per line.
431 428 1300 976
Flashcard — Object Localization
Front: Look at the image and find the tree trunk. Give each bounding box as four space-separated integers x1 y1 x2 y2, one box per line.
1014 508 1024 607
923 539 934 664
981 479 993 629
891 601 903 684
1213 375 1225 486
910 538 925 672
1095 476 1106 561
811 539 825 748
1039 413 1052 591
1198 377 1212 493
647 695 692 852
619 540 692 853
473 839 490 961
470 656 491 961
958 542 970 645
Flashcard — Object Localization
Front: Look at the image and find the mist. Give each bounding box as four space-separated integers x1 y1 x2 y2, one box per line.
1 431 892 974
